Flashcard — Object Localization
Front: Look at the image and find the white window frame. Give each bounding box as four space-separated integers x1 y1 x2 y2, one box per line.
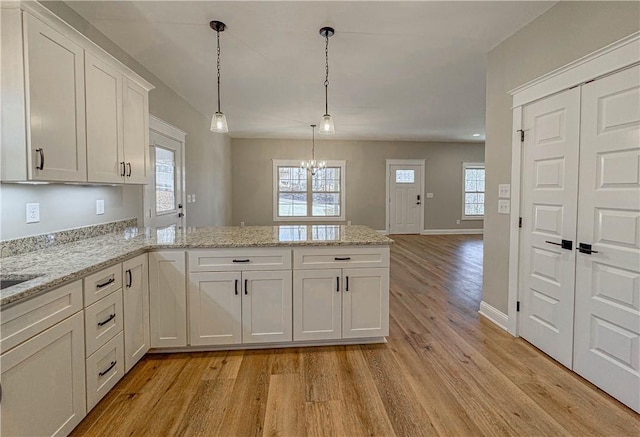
462 162 485 220
272 159 346 222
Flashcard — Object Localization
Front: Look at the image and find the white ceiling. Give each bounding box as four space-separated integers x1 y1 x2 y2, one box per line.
68 1 554 142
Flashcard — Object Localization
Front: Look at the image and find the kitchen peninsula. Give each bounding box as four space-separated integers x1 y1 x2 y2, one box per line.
0 224 391 436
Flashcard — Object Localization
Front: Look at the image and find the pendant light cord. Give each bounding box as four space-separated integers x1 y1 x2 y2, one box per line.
324 34 329 115
217 30 221 113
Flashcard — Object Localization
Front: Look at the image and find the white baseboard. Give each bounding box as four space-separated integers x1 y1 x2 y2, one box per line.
376 229 389 235
478 301 508 331
421 229 484 235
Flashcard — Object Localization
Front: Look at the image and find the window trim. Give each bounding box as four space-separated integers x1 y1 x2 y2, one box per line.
272 159 346 222
462 162 485 221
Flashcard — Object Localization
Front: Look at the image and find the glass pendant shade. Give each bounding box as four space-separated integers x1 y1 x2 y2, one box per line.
318 114 335 135
210 111 228 133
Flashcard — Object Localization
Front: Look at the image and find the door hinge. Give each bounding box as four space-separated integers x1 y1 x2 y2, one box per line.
519 217 522 228
516 301 520 312
517 129 525 143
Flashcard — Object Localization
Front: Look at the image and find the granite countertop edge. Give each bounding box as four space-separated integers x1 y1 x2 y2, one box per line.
1 226 392 307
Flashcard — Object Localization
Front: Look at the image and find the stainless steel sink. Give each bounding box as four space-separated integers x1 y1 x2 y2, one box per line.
0 275 41 290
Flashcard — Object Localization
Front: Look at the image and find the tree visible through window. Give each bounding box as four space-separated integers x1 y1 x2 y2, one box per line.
463 163 485 218
273 160 346 221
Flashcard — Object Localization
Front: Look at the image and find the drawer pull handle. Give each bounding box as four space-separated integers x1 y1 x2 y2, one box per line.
346 276 349 292
98 314 116 327
120 161 126 177
244 279 248 295
233 259 251 263
125 269 133 288
336 276 340 292
96 277 115 289
235 279 239 295
126 162 132 177
334 257 351 261
36 148 45 170
99 361 117 377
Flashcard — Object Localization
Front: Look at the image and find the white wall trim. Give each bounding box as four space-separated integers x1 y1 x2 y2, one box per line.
478 301 508 331
507 32 640 338
510 32 639 107
420 229 483 235
376 230 389 235
149 114 186 142
385 159 426 234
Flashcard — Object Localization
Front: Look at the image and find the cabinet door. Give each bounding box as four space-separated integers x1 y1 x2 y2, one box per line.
293 269 342 341
85 51 124 183
189 272 242 346
242 271 292 344
122 77 150 184
123 254 150 372
1 312 86 437
342 268 389 339
24 13 86 182
149 251 186 348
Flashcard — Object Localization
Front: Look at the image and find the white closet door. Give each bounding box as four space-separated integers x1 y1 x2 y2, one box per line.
519 87 581 368
573 65 640 413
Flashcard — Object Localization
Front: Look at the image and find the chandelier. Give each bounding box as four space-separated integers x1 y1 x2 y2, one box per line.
301 124 326 175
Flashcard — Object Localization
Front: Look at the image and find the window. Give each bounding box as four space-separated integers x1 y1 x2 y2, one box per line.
463 162 485 219
155 146 176 214
395 169 415 183
273 160 346 221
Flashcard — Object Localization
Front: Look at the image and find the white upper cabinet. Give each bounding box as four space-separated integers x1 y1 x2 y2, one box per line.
86 52 124 184
1 4 153 184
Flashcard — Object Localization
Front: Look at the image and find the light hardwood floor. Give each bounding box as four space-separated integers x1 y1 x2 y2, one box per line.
72 235 640 436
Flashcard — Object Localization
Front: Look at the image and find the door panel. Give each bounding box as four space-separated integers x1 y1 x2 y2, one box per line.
293 269 342 341
148 131 184 229
519 87 581 368
242 271 292 343
573 65 640 412
389 164 422 234
123 78 149 184
342 268 389 338
25 13 86 182
122 254 150 372
149 251 186 348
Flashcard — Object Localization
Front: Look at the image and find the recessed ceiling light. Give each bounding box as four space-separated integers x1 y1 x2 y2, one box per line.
473 133 481 137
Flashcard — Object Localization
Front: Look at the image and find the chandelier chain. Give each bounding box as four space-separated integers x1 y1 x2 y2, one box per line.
216 30 221 112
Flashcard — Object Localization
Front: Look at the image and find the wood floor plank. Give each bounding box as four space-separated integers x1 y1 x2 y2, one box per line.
71 235 640 437
262 374 305 437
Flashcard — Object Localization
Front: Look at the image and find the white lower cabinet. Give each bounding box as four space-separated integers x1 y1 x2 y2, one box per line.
1 311 86 437
188 270 292 346
149 251 187 348
122 254 150 372
85 331 125 411
293 268 389 341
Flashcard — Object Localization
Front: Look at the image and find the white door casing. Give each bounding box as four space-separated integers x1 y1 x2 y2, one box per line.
519 87 581 368
387 161 424 234
572 65 640 412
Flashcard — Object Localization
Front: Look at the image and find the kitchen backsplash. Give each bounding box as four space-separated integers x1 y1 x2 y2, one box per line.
0 218 137 258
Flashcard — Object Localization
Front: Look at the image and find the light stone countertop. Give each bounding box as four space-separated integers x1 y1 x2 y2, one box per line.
0 225 392 307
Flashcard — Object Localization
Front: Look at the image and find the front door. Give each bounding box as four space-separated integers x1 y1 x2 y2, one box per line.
519 87 581 368
572 66 640 412
147 130 184 229
389 164 423 234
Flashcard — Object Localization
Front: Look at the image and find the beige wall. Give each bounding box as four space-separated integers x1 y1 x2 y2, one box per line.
1 1 233 240
484 1 640 313
232 138 484 231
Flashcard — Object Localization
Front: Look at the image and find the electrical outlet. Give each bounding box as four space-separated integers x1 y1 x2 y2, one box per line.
498 184 511 199
456 219 461 225
192 194 196 203
96 199 105 215
26 203 40 223
426 193 434 198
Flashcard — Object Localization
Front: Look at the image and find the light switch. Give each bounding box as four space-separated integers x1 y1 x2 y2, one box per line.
498 199 511 214
498 184 511 199
26 203 40 223
426 193 434 198
192 194 196 203
96 199 105 215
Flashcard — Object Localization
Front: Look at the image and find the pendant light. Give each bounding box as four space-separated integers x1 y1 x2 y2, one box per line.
210 20 228 133
319 26 335 135
301 124 326 175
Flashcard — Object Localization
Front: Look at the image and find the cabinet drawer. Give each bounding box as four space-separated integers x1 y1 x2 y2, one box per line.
1 280 83 352
188 248 292 272
84 264 122 306
86 331 125 411
293 247 389 270
84 288 123 357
